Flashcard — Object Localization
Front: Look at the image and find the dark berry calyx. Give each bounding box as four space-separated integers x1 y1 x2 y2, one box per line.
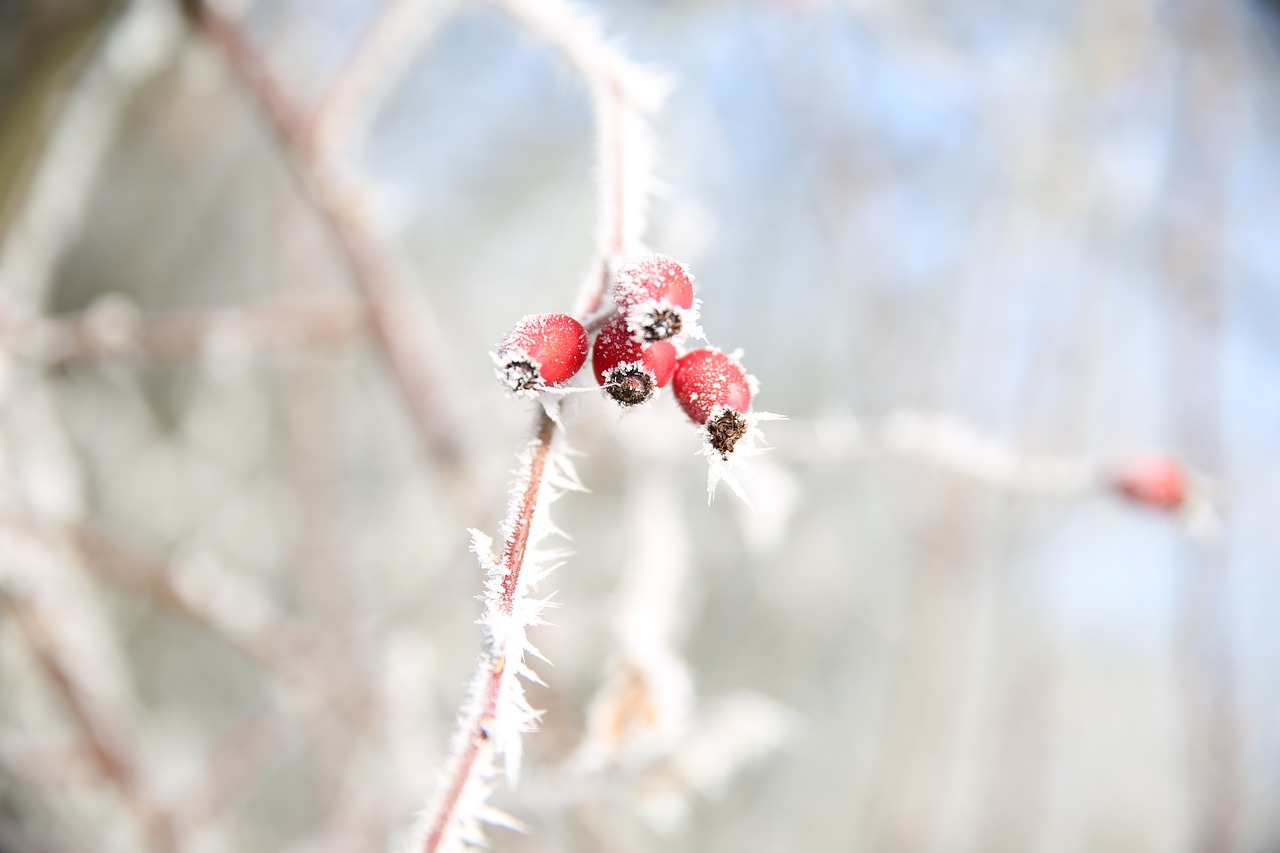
706 409 748 458
603 363 657 407
501 357 542 393
639 306 684 342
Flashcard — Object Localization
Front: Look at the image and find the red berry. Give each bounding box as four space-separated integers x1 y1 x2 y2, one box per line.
673 349 752 457
1112 456 1187 511
591 314 677 407
673 350 751 424
496 312 588 393
612 255 696 343
612 254 695 310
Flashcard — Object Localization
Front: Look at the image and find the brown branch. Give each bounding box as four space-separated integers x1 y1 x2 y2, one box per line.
10 300 369 364
182 0 469 479
70 526 372 724
8 595 177 852
173 702 287 830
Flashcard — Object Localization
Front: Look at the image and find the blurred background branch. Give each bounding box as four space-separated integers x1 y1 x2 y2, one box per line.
2 0 1278 852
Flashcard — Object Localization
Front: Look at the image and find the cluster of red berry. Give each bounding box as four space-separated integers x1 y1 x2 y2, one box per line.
494 254 758 459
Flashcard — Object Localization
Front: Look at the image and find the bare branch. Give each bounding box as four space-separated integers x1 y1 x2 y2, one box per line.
7 593 177 852
69 525 372 724
8 300 369 364
309 0 460 161
183 0 471 479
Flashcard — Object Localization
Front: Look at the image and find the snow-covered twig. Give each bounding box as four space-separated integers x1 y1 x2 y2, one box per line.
409 3 667 849
492 0 668 315
412 415 580 852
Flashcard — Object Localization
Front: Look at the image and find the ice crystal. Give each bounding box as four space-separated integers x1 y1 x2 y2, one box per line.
622 296 704 347
699 409 785 507
603 359 659 407
410 431 585 852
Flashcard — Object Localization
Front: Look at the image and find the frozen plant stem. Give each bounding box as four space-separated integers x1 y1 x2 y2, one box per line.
417 1 665 843
420 414 557 853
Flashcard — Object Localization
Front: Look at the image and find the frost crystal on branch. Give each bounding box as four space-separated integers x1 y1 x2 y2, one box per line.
412 421 583 853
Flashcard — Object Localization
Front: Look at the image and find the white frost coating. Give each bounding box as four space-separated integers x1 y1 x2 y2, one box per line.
621 296 704 346
493 0 671 309
593 79 661 265
700 410 786 507
601 358 665 411
611 255 694 306
492 0 670 114
408 430 583 853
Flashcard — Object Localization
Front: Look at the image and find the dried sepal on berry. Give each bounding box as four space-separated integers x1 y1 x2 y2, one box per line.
495 312 589 397
612 254 702 344
699 408 784 507
592 314 677 408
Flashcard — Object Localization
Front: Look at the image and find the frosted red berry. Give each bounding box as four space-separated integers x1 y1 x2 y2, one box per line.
673 350 751 424
673 349 752 457
1112 456 1187 511
613 254 695 310
612 254 696 343
496 312 589 393
591 314 677 407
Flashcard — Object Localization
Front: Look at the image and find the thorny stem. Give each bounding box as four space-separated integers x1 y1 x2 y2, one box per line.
416 54 651 850
415 0 660 844
184 1 469 481
422 414 556 853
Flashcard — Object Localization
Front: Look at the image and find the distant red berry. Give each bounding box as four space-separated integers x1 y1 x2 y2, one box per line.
591 314 677 407
1112 456 1187 511
496 312 588 393
673 349 752 457
612 254 696 343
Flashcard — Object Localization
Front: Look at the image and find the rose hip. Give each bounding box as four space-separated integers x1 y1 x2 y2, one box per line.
496 312 589 393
